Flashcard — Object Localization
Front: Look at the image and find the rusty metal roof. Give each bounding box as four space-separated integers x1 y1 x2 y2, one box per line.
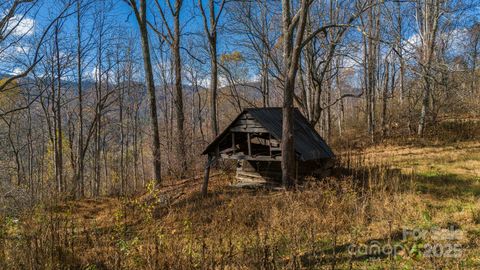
202 107 334 161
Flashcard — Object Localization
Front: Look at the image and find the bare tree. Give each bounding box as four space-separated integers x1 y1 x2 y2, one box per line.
53 23 65 193
198 0 226 138
124 0 162 184
228 0 278 108
467 23 479 94
152 0 187 177
0 1 74 93
297 1 367 128
361 0 381 142
416 0 442 136
0 0 38 91
74 0 89 198
280 0 310 186
280 0 374 185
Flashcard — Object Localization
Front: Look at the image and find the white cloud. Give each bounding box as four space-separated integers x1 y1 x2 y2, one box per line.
87 66 117 84
343 57 358 69
403 33 421 55
14 44 31 54
403 29 469 57
88 66 100 80
7 16 35 37
342 46 363 71
218 75 228 88
250 73 261 83
198 76 210 88
408 33 421 46
12 67 24 75
444 28 469 55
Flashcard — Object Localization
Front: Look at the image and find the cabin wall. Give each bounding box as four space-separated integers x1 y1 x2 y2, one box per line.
235 159 333 186
235 160 280 186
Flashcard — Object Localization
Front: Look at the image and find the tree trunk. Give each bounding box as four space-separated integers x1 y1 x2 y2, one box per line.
381 58 390 138
261 59 270 107
281 0 308 187
119 68 125 195
210 41 218 138
54 25 64 193
199 0 224 139
172 1 187 177
281 77 296 187
417 0 440 137
396 0 404 105
201 154 212 197
362 2 380 143
134 0 162 184
326 77 332 141
76 0 84 198
418 77 431 136
94 104 101 196
94 23 104 197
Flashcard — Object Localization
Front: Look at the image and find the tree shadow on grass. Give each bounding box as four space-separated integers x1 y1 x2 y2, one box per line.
153 180 270 220
414 172 480 199
332 162 480 201
330 164 413 195
300 230 406 268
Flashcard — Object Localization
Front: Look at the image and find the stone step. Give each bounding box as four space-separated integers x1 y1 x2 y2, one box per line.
235 176 268 184
236 171 264 179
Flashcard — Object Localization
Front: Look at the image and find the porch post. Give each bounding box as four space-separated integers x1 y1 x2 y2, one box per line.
202 154 213 197
247 133 251 156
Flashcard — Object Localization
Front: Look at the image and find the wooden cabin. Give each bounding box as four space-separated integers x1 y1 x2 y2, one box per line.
202 108 335 188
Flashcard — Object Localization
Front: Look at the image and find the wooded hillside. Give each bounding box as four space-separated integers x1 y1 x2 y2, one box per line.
1 0 480 269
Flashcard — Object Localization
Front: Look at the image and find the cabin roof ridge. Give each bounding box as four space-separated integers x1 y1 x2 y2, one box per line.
202 107 335 160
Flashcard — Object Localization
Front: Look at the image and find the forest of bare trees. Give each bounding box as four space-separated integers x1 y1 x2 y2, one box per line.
2 1 480 269
1 0 479 202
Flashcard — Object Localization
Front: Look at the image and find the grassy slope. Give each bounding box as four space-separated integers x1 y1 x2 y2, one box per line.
361 141 480 268
3 141 480 269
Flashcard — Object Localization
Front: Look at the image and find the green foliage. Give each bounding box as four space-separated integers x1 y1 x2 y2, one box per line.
0 79 20 110
472 207 480 224
422 210 432 224
84 264 98 270
220 51 244 64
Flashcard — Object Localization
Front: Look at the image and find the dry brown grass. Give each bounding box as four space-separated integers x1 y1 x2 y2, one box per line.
1 141 480 269
361 141 480 177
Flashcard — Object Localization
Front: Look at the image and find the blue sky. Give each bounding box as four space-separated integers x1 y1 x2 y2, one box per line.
13 0 226 79
34 0 214 43
2 0 479 83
